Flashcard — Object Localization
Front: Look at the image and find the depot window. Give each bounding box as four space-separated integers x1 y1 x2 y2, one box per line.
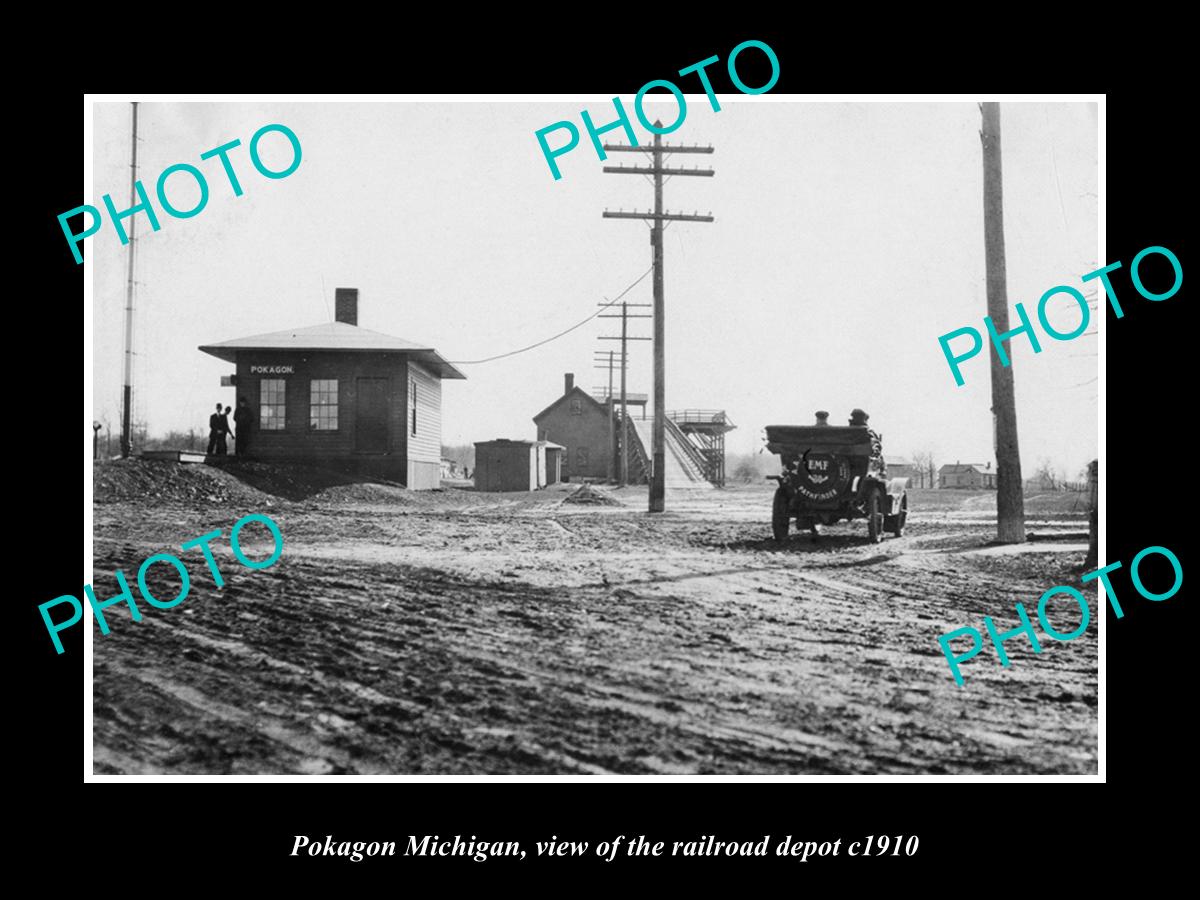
411 379 418 436
310 379 338 431
260 379 286 431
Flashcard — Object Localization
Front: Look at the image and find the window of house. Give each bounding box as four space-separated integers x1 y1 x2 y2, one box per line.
576 447 589 469
260 379 286 430
411 379 418 435
569 398 582 415
309 379 338 430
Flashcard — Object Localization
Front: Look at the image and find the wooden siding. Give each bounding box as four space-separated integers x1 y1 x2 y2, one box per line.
231 350 446 488
474 442 538 492
405 361 442 488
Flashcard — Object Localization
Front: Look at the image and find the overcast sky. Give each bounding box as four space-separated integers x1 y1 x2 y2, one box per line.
90 99 1097 476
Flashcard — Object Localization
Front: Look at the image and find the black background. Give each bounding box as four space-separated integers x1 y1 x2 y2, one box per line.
25 27 1185 888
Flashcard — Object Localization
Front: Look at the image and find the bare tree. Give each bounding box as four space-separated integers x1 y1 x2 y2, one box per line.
728 452 772 484
1031 458 1066 492
910 450 937 489
98 416 113 460
132 419 150 452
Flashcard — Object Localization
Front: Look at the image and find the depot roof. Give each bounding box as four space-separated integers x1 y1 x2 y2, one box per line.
198 321 466 379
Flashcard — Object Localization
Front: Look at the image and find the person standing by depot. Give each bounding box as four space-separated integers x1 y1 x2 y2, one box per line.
216 405 234 455
206 402 223 455
233 396 254 456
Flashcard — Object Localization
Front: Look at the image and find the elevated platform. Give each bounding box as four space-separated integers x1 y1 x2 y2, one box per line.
666 409 735 486
667 409 736 434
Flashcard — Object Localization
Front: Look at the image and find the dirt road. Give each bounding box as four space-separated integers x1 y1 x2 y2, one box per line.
92 463 1097 774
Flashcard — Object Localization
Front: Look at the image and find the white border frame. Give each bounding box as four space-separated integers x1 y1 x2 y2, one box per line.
83 92 1106 783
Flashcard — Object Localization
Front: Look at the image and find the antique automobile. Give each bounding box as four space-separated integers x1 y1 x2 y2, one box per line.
765 424 908 543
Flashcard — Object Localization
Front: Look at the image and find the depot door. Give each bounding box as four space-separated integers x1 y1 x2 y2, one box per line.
355 378 389 452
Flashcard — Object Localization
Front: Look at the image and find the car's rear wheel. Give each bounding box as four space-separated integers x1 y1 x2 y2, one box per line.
772 488 790 541
866 488 884 543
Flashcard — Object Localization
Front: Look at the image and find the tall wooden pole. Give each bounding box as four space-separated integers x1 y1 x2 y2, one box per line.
607 351 614 408
607 350 615 480
594 350 616 480
981 102 1025 543
649 130 666 512
598 301 650 485
620 306 630 486
120 101 139 459
601 125 713 511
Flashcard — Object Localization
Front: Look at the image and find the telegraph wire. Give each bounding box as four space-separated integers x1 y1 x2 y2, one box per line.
448 265 654 365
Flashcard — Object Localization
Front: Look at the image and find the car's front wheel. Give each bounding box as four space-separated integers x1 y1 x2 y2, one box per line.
866 488 884 543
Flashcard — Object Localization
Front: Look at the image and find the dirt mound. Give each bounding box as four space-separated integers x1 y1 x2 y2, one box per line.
309 484 475 507
95 458 476 508
310 482 426 504
562 484 622 506
203 460 375 501
93 458 275 506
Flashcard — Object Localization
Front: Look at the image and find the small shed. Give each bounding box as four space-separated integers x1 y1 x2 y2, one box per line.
474 439 565 492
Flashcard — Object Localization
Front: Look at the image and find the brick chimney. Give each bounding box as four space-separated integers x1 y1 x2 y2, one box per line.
564 373 574 394
334 288 358 326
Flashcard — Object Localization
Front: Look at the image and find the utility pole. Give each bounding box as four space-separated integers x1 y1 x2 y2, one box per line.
620 302 628 486
980 102 1025 543
598 301 651 486
602 125 713 512
593 350 615 403
593 350 616 480
120 101 139 459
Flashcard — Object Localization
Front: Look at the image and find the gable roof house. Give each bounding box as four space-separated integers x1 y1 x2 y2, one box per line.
532 373 613 482
938 461 997 489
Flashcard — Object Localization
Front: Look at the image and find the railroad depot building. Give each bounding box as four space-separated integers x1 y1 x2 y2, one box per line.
198 289 464 489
